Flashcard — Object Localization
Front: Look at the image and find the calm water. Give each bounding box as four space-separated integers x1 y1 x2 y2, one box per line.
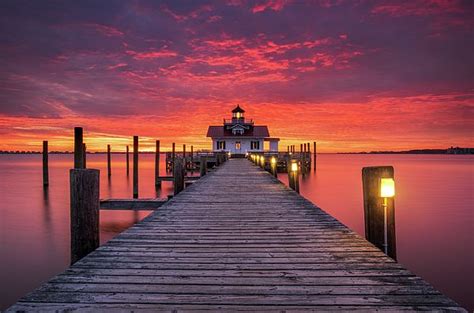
0 154 472 310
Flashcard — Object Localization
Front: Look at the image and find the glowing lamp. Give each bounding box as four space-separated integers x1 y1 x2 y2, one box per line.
291 162 298 172
271 157 276 164
380 178 395 198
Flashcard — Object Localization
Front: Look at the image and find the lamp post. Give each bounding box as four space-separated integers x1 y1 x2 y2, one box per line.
270 156 277 177
288 160 299 193
380 178 395 255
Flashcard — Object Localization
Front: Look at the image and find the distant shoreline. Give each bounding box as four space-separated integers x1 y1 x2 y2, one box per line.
1 147 472 155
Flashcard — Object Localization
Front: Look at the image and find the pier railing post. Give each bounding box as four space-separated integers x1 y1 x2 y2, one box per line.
74 127 84 169
42 141 49 186
172 143 176 173
313 141 317 171
174 158 185 195
270 156 277 177
155 140 160 186
190 145 194 171
288 159 300 193
70 168 99 264
183 144 186 171
107 144 111 177
126 145 129 176
133 136 139 199
200 156 207 177
362 166 397 259
83 143 87 168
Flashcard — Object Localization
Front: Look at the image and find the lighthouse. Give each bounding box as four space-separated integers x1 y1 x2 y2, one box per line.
206 105 279 156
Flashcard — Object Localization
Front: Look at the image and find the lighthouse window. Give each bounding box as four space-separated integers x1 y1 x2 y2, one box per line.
217 141 226 150
251 141 260 150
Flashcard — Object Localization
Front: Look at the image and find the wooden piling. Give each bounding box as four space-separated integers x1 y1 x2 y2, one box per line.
190 145 194 170
107 144 111 177
133 136 138 199
270 157 277 177
362 166 397 259
174 158 185 195
200 156 207 177
126 146 129 176
82 143 87 168
172 143 175 173
155 140 160 186
288 159 299 193
74 127 84 169
183 144 186 170
42 141 49 186
70 168 99 264
287 159 294 190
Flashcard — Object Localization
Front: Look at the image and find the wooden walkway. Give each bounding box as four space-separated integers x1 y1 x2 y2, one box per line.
8 159 462 312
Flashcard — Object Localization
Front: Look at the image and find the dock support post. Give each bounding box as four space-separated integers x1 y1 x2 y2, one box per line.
42 141 49 186
74 127 84 169
107 144 111 177
191 145 194 171
133 136 138 199
126 145 129 176
155 140 160 186
70 168 99 264
270 157 277 177
288 159 299 193
172 143 175 173
200 156 207 177
83 143 87 168
174 158 185 195
313 141 317 170
362 166 397 259
183 144 186 171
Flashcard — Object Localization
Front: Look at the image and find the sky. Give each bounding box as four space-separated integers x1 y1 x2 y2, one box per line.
0 0 473 152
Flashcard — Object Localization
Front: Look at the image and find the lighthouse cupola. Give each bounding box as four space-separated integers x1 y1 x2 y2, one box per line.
231 105 245 123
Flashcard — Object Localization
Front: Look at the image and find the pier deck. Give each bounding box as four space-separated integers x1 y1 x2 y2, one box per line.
8 159 461 311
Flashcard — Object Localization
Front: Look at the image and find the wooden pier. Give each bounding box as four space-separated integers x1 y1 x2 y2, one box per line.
8 159 461 311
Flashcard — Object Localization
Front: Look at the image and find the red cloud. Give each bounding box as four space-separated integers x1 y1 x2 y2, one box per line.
84 23 124 37
126 50 178 60
371 0 463 17
252 0 287 13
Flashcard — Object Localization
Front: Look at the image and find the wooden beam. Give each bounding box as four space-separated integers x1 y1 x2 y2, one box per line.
100 198 167 210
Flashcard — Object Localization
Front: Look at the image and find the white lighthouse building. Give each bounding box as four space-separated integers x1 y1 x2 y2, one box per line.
206 105 279 156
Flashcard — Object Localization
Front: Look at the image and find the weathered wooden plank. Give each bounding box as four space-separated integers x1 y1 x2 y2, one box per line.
8 303 464 312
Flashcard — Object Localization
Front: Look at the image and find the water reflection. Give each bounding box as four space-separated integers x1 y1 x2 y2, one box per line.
0 154 472 311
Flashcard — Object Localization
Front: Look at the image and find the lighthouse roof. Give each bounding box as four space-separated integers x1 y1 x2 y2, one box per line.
207 125 269 138
231 105 245 113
